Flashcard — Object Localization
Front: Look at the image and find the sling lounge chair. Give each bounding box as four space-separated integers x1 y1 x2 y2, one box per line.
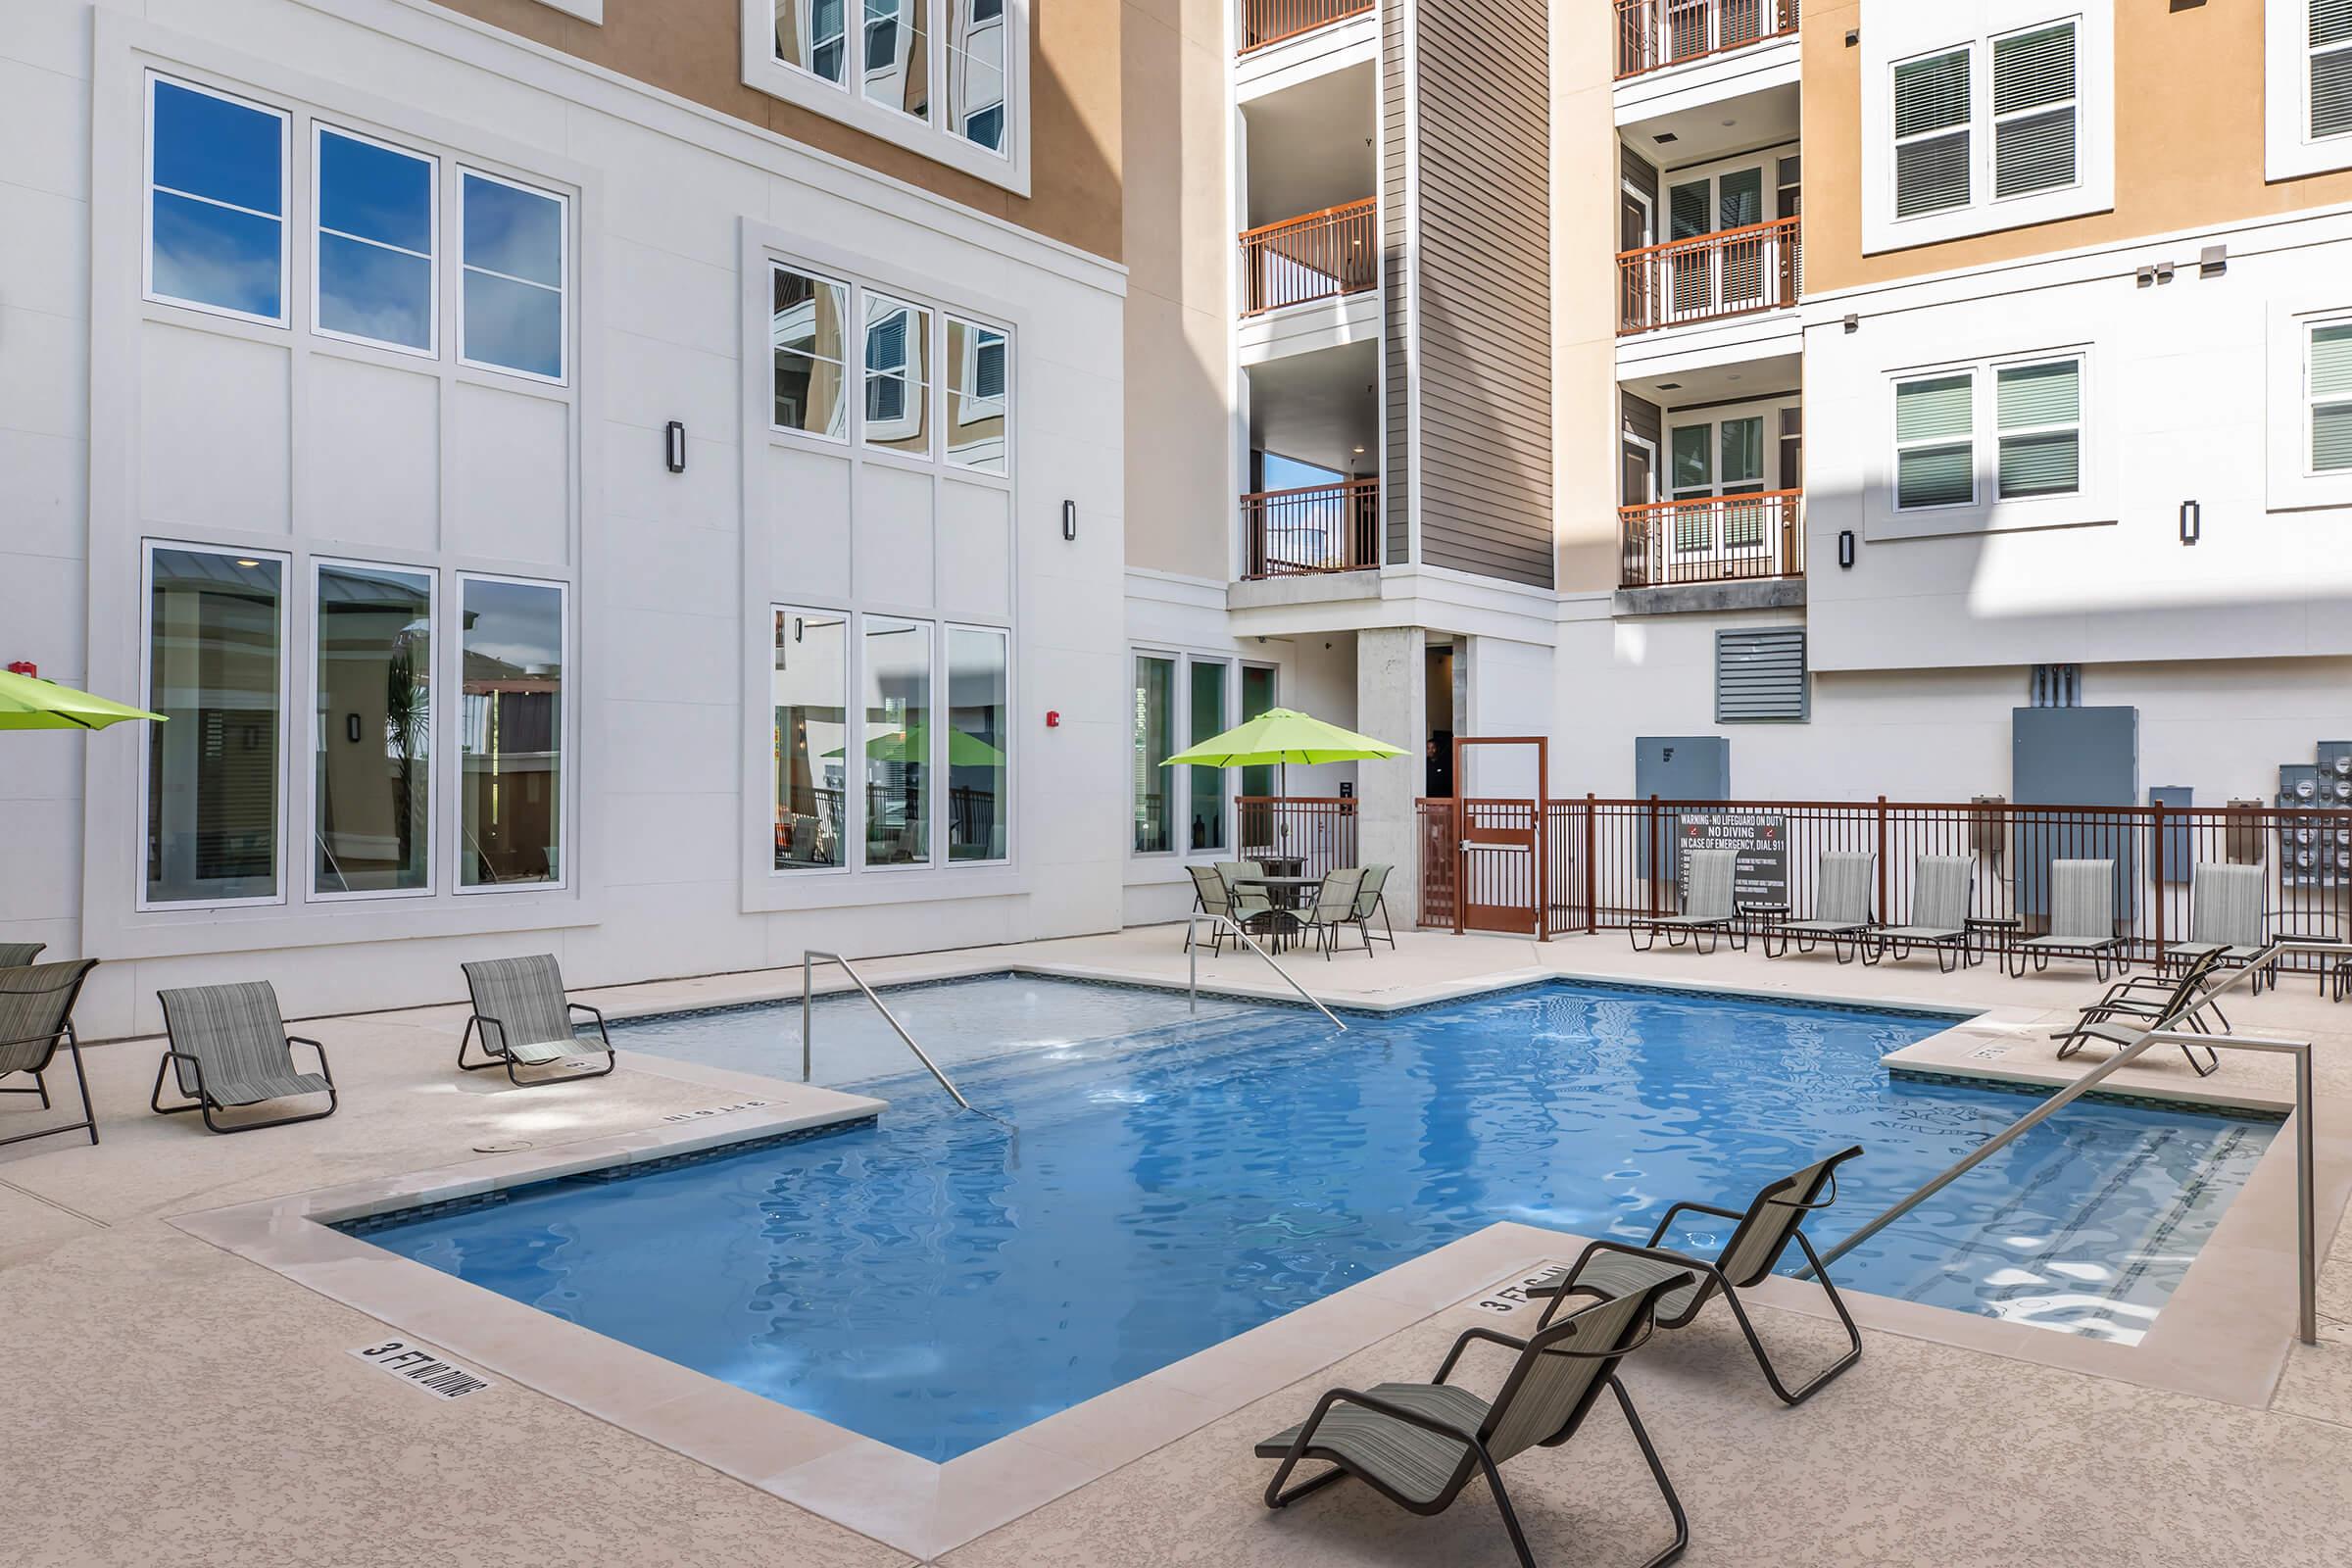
1763 852 1875 963
1863 856 1975 972
0 942 47 967
0 958 101 1151
153 982 338 1134
2165 862 2271 994
1299 867 1370 960
2052 948 2225 1076
1350 863 1397 951
2015 858 2127 980
1526 1146 1866 1407
1629 846 1740 955
459 955 616 1085
1256 1270 1695 1568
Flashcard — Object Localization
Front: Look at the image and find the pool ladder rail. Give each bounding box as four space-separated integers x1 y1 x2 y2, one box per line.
799 953 1015 1131
1186 913 1348 1033
1811 936 2348 1347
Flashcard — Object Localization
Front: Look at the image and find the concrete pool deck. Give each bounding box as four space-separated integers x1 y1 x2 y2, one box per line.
6 926 2352 1564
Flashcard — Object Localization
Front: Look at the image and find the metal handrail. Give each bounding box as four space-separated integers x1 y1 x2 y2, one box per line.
1810 938 2347 1345
1187 913 1347 1032
800 951 987 1116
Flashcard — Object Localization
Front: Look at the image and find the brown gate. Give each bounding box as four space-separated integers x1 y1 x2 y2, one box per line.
1451 737 1550 939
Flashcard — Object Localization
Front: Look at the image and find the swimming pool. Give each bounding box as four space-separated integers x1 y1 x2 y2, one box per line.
350 976 2274 1462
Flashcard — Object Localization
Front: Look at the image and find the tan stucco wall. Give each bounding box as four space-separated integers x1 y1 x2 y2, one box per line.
431 0 1124 260
1120 0 1232 580
1553 0 1621 595
1805 0 2352 294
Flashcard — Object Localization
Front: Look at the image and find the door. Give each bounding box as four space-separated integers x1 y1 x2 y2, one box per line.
1718 167 1766 306
1620 185 1653 328
1452 736 1550 939
1621 435 1657 582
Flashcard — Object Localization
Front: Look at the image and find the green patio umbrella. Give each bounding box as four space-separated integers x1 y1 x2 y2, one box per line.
826 725 1005 767
1161 707 1405 799
0 669 165 731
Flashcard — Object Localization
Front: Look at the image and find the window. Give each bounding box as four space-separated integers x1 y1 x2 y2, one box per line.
1716 628 1808 723
459 577 564 888
1991 22 2078 199
2310 321 2352 473
1894 371 1977 510
773 267 850 438
1239 665 1277 803
1893 46 1972 218
1994 358 2081 498
315 128 435 353
2314 0 2352 142
946 316 1008 472
948 0 1007 155
314 563 432 897
863 617 933 865
1133 655 1176 854
145 547 285 905
148 76 287 323
777 0 851 84
861 0 928 121
774 608 850 868
461 171 566 381
863 294 931 455
1668 416 1766 550
1188 662 1228 854
947 626 1008 862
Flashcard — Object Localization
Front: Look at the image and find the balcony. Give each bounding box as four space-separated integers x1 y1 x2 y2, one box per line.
1618 217 1798 335
1240 0 1376 56
1614 0 1799 80
1619 490 1801 590
1243 478 1381 578
1241 200 1378 317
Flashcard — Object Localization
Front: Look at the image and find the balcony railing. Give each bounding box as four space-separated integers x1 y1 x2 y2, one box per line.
1240 199 1378 317
1240 0 1376 55
1618 217 1799 334
1619 490 1801 589
1243 478 1380 578
1614 0 1799 80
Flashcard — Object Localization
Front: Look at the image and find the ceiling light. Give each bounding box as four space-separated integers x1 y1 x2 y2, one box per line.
1352 446 1366 455
234 559 260 567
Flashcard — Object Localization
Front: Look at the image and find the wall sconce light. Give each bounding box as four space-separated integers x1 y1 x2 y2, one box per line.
1844 27 1859 46
2200 244 2228 277
664 420 686 473
1838 529 1856 569
1841 313 1859 334
2180 500 2202 546
1061 500 1077 542
345 713 363 744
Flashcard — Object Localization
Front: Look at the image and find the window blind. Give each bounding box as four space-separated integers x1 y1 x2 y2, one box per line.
2316 0 2352 140
1992 24 2077 197
2313 322 2352 472
1894 48 1972 217
1896 373 1974 509
1996 360 2081 498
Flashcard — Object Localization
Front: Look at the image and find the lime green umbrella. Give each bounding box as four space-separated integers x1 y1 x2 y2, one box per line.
1161 706 1404 797
826 725 1005 767
0 669 165 731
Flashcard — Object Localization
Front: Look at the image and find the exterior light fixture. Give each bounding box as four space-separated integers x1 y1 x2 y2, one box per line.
2200 244 2228 277
1841 314 1858 333
1838 529 1856 569
2180 501 2202 546
665 420 686 472
1061 500 1077 541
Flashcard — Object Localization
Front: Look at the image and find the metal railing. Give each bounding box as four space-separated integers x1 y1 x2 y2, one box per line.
1240 199 1378 316
1240 0 1375 55
1237 795 1359 879
801 951 992 1118
1809 938 2342 1346
1614 0 1799 79
1242 478 1381 576
1187 912 1347 1032
1619 490 1803 588
1618 216 1800 333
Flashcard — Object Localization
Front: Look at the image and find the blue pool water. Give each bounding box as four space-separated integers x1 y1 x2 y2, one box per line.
352 977 2274 1461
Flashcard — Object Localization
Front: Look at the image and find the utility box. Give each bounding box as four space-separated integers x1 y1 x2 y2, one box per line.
2226 799 2267 865
2149 786 2193 883
1635 736 1730 883
2012 707 2138 921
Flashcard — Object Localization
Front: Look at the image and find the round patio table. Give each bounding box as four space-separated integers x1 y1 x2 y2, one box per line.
1235 874 1323 951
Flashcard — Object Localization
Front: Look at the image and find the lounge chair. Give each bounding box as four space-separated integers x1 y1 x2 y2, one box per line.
0 958 101 1151
2052 948 2225 1076
1863 856 1976 972
0 942 47 967
2014 858 2127 980
1299 867 1370 960
1629 846 1740 954
1762 851 1875 962
2165 862 2271 994
1526 1147 1866 1407
152 982 338 1134
1256 1270 1695 1568
458 955 616 1085
1350 863 1397 951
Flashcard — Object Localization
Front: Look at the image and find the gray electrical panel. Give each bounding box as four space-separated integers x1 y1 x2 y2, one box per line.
1635 736 1731 882
2013 707 2138 919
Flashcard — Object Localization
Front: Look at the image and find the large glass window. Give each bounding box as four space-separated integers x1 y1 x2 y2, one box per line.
1188 661 1228 854
1894 371 1977 510
1133 655 1176 854
146 548 284 905
774 267 851 439
774 608 849 869
148 76 287 322
863 617 933 864
776 0 851 84
945 316 1008 472
461 171 566 381
460 577 564 888
948 0 1009 155
1238 664 1276 854
863 295 932 454
314 564 431 897
862 0 929 121
2310 321 2352 473
316 127 435 353
947 626 1008 862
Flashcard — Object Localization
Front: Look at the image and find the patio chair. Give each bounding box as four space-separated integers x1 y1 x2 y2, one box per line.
1350 863 1397 951
1526 1146 1866 1407
152 982 338 1134
0 942 47 967
1863 856 1976 972
1299 867 1370 960
2015 858 2127 980
1255 1270 1695 1568
458 955 616 1085
1210 861 1284 948
2165 862 2271 994
1763 852 1875 963
2051 947 2226 1077
1628 846 1740 955
0 958 101 1152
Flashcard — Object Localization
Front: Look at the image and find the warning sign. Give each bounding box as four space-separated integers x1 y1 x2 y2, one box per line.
1677 811 1788 907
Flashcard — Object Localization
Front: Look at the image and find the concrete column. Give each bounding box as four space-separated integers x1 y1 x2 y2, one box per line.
1354 626 1427 924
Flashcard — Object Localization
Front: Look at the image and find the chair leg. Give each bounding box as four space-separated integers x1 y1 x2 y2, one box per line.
151 1054 201 1115
1718 1231 1864 1406
1607 1376 1691 1568
1264 1458 1351 1510
1473 1444 1542 1568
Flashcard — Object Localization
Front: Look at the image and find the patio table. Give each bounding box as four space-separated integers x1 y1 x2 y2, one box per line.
1235 874 1322 952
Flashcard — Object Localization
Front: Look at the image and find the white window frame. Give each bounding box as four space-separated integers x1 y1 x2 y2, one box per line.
456 167 571 388
860 293 930 456
769 264 853 444
738 0 1033 197
1987 20 2080 204
771 603 857 878
452 571 571 896
1127 648 1270 862
1861 6 2111 255
943 619 1012 865
137 540 294 912
306 555 439 905
1890 368 1979 514
1875 344 2099 539
1991 353 2084 503
311 122 440 360
2268 0 2352 180
143 73 291 328
2267 301 2352 513
858 612 937 874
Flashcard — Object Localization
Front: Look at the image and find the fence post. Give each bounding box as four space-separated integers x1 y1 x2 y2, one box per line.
1647 794 1662 918
1585 792 1599 935
1876 796 1889 922
2152 800 2166 969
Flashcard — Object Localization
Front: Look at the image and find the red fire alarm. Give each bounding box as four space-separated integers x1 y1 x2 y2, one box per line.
1045 710 1060 728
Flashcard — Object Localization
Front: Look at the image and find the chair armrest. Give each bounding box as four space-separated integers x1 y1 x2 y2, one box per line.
286 1035 333 1080
1433 1325 1529 1385
566 1002 606 1022
1282 1387 1482 1458
1645 1200 1743 1247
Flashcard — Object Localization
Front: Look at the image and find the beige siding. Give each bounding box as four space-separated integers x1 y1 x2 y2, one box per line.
1381 0 1412 564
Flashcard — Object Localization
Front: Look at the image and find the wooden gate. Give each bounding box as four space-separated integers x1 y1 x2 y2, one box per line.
1450 737 1550 939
